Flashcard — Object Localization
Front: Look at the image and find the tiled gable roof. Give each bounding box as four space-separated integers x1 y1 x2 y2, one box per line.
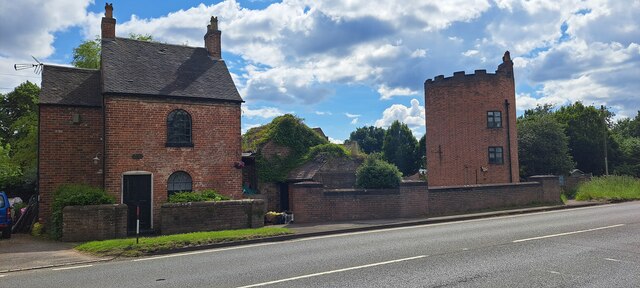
40 65 101 107
101 38 243 102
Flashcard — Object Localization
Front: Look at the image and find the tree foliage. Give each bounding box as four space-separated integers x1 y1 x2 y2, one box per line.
72 38 101 69
517 109 574 177
417 134 426 169
0 82 39 191
382 120 419 176
554 102 621 176
346 126 385 154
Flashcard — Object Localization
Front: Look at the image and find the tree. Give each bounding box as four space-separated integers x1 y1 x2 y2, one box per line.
72 34 153 69
0 82 39 191
517 110 574 177
346 126 385 154
382 120 419 176
555 102 618 175
72 37 101 69
0 81 39 141
417 134 426 169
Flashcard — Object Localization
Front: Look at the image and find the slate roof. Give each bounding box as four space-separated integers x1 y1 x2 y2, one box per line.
40 65 101 106
101 38 243 102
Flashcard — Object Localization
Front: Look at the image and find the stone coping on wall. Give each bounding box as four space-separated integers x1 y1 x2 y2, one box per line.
293 180 427 189
161 199 260 208
323 189 400 196
428 181 539 192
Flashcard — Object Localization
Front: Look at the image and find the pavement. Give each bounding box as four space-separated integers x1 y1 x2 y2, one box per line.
0 200 603 274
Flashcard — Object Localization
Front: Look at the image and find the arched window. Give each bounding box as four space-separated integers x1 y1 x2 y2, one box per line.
167 171 192 196
166 109 192 147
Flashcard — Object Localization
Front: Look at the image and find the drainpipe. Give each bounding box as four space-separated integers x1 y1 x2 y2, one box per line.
504 99 513 183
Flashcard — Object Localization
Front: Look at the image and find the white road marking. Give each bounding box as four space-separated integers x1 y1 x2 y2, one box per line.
462 248 469 251
549 271 561 274
133 204 617 262
604 258 621 262
235 255 427 288
0 274 6 278
512 224 625 243
51 264 93 271
133 242 279 262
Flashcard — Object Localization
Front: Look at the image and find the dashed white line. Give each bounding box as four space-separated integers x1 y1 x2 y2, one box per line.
235 255 427 288
0 274 6 278
512 224 625 243
549 271 561 274
51 264 93 271
133 242 279 262
604 258 622 262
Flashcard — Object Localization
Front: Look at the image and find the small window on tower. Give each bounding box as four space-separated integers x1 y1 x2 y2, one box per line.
487 111 502 128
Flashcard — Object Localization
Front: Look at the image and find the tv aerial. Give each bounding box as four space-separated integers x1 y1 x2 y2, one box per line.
14 56 43 74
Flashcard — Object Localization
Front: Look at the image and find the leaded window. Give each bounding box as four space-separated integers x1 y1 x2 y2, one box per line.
166 109 192 147
487 111 502 128
489 146 504 164
168 171 192 196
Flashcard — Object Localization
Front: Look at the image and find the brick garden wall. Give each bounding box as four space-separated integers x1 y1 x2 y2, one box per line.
104 96 242 229
289 181 428 223
39 105 104 224
62 204 127 242
160 199 265 235
428 176 561 216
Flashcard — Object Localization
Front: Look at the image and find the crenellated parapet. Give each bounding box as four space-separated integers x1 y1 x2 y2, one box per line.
424 51 514 87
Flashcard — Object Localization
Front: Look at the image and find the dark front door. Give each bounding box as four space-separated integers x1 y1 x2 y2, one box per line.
123 174 152 234
279 182 289 212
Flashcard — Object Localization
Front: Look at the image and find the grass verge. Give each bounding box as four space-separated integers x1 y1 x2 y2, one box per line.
75 227 292 257
575 175 640 201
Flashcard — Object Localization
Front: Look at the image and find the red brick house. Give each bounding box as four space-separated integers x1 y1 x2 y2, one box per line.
38 4 243 232
424 52 519 186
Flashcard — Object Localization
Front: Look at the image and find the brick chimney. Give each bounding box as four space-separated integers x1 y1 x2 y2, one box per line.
101 3 116 39
204 16 222 59
496 50 513 77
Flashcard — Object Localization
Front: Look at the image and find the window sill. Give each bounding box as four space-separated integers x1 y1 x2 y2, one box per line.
166 143 194 148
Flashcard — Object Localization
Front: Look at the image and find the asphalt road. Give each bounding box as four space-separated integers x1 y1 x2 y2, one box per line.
2 202 639 287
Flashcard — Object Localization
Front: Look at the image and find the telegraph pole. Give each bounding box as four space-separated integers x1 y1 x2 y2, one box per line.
601 105 609 176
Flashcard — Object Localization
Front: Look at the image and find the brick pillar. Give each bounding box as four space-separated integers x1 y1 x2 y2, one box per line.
529 175 561 204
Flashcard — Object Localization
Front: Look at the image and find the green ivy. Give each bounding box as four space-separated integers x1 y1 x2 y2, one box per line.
245 115 329 183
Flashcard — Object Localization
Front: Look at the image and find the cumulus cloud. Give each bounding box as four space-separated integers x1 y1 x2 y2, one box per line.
315 111 332 115
241 105 288 118
377 84 419 100
375 98 425 136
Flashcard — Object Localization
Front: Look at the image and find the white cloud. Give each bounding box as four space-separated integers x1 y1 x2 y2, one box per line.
345 113 360 118
410 49 427 58
315 111 332 115
375 98 425 136
241 105 287 118
377 84 419 100
241 123 262 134
462 49 479 57
328 137 343 144
350 118 358 125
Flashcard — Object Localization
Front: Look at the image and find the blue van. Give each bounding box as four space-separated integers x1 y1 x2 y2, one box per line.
0 191 11 239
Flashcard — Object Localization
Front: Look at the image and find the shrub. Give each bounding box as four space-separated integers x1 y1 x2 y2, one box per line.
50 184 115 239
168 189 230 203
356 156 402 188
31 222 43 237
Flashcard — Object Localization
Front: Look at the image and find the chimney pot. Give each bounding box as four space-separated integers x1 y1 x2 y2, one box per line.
101 3 116 39
205 16 222 59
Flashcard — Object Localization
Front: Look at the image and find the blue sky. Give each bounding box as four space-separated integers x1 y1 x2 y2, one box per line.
1 0 639 143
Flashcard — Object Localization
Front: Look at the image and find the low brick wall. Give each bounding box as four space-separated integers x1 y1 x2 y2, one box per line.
160 199 265 235
290 181 428 223
62 204 127 242
429 176 561 216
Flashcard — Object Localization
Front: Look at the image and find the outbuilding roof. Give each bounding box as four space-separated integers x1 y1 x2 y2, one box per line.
39 65 101 107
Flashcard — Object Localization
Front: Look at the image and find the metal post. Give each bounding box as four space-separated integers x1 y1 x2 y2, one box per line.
601 105 609 176
136 205 140 244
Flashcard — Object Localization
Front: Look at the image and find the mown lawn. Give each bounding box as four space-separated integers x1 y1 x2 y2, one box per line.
575 175 640 201
75 227 292 257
